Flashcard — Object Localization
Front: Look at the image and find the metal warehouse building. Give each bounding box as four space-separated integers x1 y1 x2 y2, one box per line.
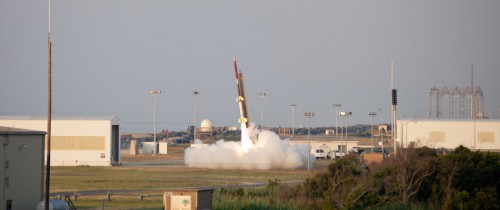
397 119 500 150
0 116 120 166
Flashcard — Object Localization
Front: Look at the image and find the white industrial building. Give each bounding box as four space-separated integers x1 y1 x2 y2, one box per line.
397 119 500 150
0 126 45 209
0 116 120 166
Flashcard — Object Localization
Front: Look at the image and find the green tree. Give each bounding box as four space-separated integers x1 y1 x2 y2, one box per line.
303 154 375 209
378 147 437 204
436 146 500 209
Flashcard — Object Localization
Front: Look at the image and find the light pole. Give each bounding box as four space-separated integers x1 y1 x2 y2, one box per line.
193 91 199 141
368 112 377 153
305 112 315 172
339 111 352 154
333 104 342 136
291 104 297 137
149 90 161 155
257 92 269 130
402 119 418 149
378 108 384 152
339 125 343 154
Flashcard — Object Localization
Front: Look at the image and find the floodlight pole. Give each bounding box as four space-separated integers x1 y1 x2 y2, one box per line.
193 91 199 141
403 119 419 150
149 90 161 155
345 112 351 153
291 104 297 137
378 108 384 153
333 104 342 136
368 112 377 153
339 111 352 154
305 112 315 172
257 92 269 130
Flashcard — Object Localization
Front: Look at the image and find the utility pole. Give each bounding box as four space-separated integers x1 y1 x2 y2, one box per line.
45 1 52 209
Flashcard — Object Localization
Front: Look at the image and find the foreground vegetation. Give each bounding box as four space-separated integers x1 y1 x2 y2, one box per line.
212 146 499 209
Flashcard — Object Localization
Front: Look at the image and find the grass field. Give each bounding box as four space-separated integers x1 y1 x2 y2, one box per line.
49 146 327 209
51 166 309 192
51 167 310 209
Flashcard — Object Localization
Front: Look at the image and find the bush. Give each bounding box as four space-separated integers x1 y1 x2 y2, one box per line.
213 146 500 209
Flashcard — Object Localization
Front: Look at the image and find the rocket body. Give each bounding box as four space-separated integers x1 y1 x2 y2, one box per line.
233 58 250 128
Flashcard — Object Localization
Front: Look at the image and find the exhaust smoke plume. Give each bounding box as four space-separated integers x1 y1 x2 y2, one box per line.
185 123 315 170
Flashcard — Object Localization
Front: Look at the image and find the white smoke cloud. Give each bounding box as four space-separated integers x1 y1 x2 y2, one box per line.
184 123 315 170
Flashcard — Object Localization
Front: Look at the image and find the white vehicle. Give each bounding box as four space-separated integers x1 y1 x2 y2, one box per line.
330 150 346 159
311 149 327 159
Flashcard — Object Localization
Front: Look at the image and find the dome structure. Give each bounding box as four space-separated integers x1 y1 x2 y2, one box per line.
200 119 213 129
196 119 216 143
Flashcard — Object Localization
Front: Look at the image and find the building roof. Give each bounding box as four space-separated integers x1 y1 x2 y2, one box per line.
0 126 46 135
0 115 120 124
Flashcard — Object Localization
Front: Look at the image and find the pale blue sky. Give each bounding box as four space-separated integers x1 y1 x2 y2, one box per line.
1 0 499 132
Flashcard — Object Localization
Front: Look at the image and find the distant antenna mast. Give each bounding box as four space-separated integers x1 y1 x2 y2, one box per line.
45 0 52 209
470 65 474 119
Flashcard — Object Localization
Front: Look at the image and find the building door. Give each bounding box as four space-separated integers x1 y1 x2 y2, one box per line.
111 125 119 165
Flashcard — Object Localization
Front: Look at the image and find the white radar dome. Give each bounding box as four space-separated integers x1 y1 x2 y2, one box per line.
200 119 213 128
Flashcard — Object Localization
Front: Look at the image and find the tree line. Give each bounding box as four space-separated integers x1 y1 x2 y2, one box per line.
279 146 499 209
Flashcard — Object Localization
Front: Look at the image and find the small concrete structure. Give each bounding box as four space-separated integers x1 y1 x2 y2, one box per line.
142 142 157 154
159 142 168 154
0 126 45 210
129 140 138 155
163 189 213 210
